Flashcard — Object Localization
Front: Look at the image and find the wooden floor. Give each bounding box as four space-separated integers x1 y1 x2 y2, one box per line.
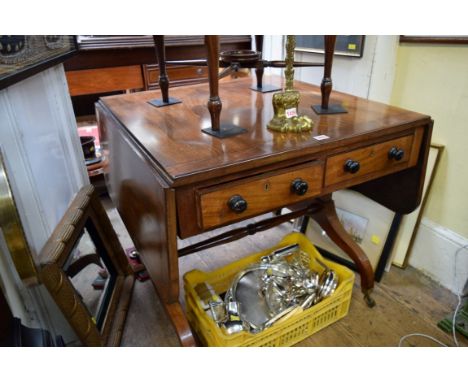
117 216 466 347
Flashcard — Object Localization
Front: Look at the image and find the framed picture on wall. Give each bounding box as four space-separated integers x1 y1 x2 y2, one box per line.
295 35 365 57
0 35 78 90
400 36 468 44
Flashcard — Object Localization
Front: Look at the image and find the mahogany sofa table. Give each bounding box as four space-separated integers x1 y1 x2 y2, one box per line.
96 75 433 346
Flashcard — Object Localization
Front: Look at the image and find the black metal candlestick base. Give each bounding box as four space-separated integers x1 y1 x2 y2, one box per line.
202 124 247 138
250 84 282 93
311 104 347 115
148 97 182 108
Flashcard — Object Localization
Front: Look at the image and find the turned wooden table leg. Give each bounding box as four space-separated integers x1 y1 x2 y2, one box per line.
321 35 335 110
250 35 281 93
309 195 376 307
311 35 347 115
149 35 181 107
255 35 264 89
202 35 246 138
205 35 222 132
155 35 169 103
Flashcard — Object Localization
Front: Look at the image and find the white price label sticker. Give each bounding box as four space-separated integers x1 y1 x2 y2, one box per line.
313 135 330 141
285 108 298 118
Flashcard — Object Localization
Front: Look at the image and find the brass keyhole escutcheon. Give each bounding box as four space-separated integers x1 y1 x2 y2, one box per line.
264 181 271 192
369 149 376 158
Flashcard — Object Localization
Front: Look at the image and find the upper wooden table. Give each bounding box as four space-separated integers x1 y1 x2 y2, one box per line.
96 75 433 346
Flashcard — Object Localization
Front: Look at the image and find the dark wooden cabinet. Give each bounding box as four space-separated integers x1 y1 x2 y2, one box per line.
65 35 251 116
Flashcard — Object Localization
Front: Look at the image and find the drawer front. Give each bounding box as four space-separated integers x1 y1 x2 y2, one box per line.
144 65 208 89
325 135 414 187
197 162 324 230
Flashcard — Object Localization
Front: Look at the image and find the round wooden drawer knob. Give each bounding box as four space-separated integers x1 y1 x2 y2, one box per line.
228 195 248 213
344 159 360 174
291 178 309 196
388 147 405 161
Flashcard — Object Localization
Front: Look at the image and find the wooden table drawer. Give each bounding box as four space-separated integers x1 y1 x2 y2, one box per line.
144 65 208 89
325 135 414 187
197 161 324 230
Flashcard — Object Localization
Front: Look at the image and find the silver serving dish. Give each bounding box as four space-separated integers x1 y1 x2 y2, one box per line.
233 268 272 329
213 244 340 335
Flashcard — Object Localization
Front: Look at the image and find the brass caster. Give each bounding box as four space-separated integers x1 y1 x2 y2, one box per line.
363 291 376 308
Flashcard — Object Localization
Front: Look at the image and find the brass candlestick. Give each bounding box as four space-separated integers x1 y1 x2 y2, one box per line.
267 36 313 133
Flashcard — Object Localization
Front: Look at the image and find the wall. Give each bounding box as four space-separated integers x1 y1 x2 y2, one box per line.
408 218 468 294
294 36 399 103
262 35 285 77
391 43 468 293
391 44 468 239
263 36 399 103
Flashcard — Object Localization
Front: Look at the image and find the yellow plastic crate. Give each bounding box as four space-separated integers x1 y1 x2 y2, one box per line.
183 232 354 347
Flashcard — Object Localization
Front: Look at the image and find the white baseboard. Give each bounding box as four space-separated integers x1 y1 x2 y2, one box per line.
408 217 468 295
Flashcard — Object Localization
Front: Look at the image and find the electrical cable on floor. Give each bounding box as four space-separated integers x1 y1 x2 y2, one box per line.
450 244 468 347
452 294 462 347
398 333 448 347
398 243 468 347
